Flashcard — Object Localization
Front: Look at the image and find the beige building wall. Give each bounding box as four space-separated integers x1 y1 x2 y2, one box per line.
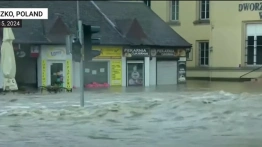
151 1 262 80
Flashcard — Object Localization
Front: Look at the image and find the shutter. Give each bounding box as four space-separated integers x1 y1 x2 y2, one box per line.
157 61 177 85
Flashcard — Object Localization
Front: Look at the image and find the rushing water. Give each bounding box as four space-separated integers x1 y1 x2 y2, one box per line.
1 81 262 147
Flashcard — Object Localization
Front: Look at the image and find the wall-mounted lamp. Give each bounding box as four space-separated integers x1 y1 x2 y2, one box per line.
15 44 26 58
186 48 191 53
186 47 192 61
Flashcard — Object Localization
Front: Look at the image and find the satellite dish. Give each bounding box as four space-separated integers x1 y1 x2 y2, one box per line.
16 51 26 58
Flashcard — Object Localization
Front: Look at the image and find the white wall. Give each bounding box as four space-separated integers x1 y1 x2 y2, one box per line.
41 45 71 60
144 57 150 87
149 57 156 86
37 54 42 87
122 57 126 87
73 61 80 87
0 56 3 88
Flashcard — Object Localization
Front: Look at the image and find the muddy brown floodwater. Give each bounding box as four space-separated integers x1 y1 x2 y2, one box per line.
1 80 262 147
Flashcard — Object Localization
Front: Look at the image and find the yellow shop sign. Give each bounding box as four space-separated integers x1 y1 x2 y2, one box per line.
93 46 122 58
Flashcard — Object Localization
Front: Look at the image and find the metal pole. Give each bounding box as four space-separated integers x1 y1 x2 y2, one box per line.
77 1 85 107
77 1 80 20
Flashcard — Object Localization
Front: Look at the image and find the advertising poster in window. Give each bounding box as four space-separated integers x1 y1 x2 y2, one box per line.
177 61 186 83
41 60 47 86
111 60 122 86
127 63 144 86
66 60 72 89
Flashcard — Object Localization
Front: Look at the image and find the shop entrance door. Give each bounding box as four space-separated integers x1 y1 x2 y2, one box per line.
48 61 65 87
127 61 144 86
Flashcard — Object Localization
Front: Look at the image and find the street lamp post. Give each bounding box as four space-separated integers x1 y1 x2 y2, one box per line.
77 1 85 107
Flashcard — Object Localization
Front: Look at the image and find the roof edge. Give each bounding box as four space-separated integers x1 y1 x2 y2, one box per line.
91 1 133 45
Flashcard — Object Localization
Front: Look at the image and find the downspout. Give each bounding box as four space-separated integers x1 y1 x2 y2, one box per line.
209 23 214 82
40 20 46 36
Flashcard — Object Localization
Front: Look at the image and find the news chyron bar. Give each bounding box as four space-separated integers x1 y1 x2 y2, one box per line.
0 8 48 28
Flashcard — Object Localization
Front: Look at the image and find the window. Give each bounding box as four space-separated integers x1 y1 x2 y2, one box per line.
199 42 209 66
143 0 151 8
246 36 262 65
200 0 209 20
171 0 179 21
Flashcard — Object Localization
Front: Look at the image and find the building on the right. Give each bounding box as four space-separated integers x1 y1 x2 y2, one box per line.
151 1 262 81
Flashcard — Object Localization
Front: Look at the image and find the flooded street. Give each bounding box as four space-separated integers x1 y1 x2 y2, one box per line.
1 81 262 147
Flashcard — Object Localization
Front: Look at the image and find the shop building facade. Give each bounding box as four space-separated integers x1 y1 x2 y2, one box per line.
122 47 187 87
38 45 188 88
122 47 150 86
151 1 262 80
74 46 123 88
38 45 73 89
0 44 39 90
0 1 191 89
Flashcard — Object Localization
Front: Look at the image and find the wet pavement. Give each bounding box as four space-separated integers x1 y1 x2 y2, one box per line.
1 80 262 147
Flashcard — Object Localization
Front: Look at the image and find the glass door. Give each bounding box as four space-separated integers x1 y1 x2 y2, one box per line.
48 61 65 87
127 61 144 86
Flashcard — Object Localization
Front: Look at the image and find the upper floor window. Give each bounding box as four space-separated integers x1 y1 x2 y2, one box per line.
246 36 262 65
171 0 179 21
199 42 209 66
246 24 262 65
143 0 151 8
200 0 209 20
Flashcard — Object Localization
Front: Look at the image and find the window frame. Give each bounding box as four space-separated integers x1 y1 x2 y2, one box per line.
245 35 262 66
198 41 209 66
199 0 210 20
170 0 179 21
143 0 151 8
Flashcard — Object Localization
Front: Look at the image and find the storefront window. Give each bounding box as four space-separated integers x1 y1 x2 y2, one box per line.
127 63 144 86
84 61 108 85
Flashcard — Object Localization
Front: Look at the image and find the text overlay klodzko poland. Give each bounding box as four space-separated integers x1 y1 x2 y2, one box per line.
0 8 48 19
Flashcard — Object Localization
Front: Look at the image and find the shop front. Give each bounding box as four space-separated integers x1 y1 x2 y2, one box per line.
150 48 187 85
122 47 150 87
39 45 72 89
83 46 122 88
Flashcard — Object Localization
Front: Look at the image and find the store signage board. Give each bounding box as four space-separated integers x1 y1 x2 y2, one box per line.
123 47 150 57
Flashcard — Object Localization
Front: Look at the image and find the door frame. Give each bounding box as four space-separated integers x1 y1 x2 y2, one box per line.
47 60 66 87
126 60 145 86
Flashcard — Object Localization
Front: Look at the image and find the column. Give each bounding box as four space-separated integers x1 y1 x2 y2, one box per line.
144 57 150 87
73 61 80 87
37 56 42 87
149 57 156 86
121 56 126 87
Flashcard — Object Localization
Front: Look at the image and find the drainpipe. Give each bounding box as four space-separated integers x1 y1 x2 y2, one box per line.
209 24 214 82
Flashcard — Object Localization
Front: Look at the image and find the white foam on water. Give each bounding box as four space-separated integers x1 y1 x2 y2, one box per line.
53 101 68 104
0 89 262 147
4 106 31 109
